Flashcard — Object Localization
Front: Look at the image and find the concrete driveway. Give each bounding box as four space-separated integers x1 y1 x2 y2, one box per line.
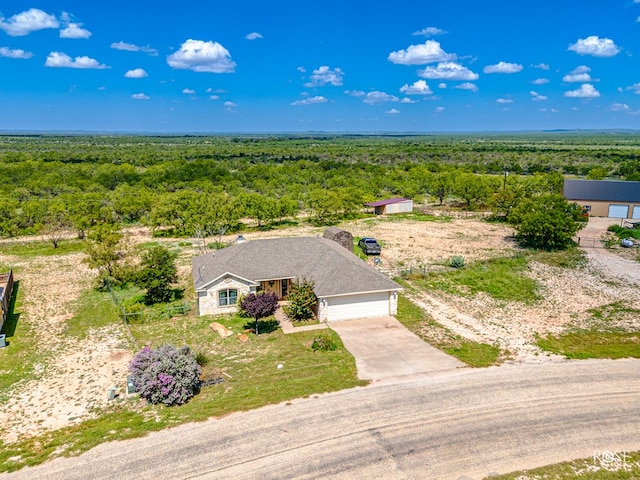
329 316 465 382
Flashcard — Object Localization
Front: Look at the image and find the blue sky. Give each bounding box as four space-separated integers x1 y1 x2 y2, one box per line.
2 1 640 133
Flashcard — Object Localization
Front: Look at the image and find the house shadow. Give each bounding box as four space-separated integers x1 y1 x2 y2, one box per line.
1 280 20 342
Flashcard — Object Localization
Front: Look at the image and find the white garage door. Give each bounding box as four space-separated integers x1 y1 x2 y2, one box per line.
326 292 390 322
633 206 640 220
608 204 629 218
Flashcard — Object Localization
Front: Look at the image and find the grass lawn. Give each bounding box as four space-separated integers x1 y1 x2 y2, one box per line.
395 295 502 367
536 330 640 359
0 239 84 257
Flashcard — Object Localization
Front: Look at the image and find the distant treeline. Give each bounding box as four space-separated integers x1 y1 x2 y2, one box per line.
0 134 638 237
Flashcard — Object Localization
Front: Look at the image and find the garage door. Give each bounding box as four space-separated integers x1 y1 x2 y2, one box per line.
608 204 629 218
326 292 390 321
633 206 640 220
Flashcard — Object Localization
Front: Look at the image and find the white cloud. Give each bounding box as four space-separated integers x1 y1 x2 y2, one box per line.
386 108 400 114
438 82 447 89
563 65 593 83
132 93 149 100
167 39 236 73
111 41 158 55
245 32 263 40
0 46 33 59
304 66 344 87
610 103 630 112
45 51 108 69
209 95 220 100
290 96 327 106
297 66 306 73
387 40 455 65
418 61 479 80
0 8 58 36
484 61 523 74
224 101 237 107
530 91 548 101
399 79 433 95
60 23 91 39
532 63 550 70
568 36 620 57
124 68 147 78
435 106 445 113
532 78 550 85
400 97 417 103
626 83 640 94
363 91 399 105
412 27 446 37
496 98 513 104
182 88 195 94
345 89 365 97
564 83 600 98
455 82 478 92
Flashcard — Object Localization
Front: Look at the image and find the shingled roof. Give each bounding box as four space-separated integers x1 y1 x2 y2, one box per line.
563 179 640 203
192 237 401 298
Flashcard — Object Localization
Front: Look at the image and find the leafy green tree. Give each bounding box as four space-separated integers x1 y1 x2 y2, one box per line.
84 224 128 287
135 245 178 304
43 199 71 248
284 279 317 321
586 166 608 180
508 194 585 250
428 172 454 205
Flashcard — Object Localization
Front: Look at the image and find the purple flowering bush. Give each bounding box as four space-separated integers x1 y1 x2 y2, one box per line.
129 344 202 406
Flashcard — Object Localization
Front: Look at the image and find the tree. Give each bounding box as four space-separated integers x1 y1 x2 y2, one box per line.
508 194 585 250
428 172 454 205
43 199 71 248
129 344 201 406
239 292 279 334
284 279 317 322
84 223 128 287
135 245 178 304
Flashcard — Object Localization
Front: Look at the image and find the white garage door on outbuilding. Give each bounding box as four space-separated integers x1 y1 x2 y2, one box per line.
326 291 390 321
608 204 629 218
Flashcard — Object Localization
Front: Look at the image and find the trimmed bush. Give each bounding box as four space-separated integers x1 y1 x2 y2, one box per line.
129 344 201 406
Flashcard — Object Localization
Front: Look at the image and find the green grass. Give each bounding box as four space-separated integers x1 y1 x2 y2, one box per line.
485 450 640 479
395 295 502 367
409 255 539 303
64 289 122 339
529 247 586 269
0 239 85 257
536 330 640 359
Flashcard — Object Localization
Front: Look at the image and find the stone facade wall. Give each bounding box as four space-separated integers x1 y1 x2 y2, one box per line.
198 276 255 316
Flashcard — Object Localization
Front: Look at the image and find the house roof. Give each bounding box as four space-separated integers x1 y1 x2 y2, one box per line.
563 179 640 203
365 197 412 207
192 237 401 297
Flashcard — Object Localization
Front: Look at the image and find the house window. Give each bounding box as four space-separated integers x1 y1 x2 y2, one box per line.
219 289 238 307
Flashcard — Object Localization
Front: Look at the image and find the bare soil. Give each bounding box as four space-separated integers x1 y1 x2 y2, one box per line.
0 214 638 443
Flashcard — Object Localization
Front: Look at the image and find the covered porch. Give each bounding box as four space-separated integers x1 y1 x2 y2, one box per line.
259 277 293 300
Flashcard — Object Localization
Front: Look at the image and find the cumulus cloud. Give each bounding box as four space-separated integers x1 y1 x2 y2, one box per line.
209 95 220 100
532 63 550 70
45 51 108 69
363 91 399 105
111 41 158 55
304 66 344 87
245 32 263 40
484 62 523 74
563 65 593 83
568 36 620 57
626 83 640 94
399 79 433 95
496 98 513 104
610 103 630 112
388 40 455 65
400 97 417 104
132 93 149 100
224 101 237 107
386 108 400 114
290 96 327 106
182 88 195 94
564 83 600 98
167 39 236 73
345 89 365 97
418 61 479 81
438 82 447 89
532 78 550 85
0 8 58 36
0 46 33 59
435 106 445 113
60 23 91 39
412 26 446 36
530 91 548 101
455 82 478 92
124 68 147 78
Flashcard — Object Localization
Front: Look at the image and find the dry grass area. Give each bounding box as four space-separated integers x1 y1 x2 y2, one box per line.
0 215 638 444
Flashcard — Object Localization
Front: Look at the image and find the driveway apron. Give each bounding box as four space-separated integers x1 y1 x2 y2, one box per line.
329 316 465 382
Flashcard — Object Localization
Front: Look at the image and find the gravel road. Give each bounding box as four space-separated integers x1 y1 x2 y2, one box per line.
4 359 639 480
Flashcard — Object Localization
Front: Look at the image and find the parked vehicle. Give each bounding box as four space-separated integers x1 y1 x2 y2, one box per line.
358 237 381 255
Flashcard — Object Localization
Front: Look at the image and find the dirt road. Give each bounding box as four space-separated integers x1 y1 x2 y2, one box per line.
4 359 639 480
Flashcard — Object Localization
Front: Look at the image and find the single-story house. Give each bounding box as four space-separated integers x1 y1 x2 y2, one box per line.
563 179 640 219
365 197 413 215
192 237 401 322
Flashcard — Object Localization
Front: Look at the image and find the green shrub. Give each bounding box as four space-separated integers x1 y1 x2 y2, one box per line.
449 256 465 268
312 333 338 352
194 351 210 367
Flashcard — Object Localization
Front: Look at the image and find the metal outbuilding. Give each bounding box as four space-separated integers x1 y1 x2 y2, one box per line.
365 197 413 215
563 179 640 219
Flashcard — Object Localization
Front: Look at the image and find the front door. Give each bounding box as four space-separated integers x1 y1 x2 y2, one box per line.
262 280 281 298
